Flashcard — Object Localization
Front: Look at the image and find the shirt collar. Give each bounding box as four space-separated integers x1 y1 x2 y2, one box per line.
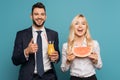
32 26 45 33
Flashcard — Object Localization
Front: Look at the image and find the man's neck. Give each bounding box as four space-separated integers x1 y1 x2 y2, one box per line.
33 24 44 30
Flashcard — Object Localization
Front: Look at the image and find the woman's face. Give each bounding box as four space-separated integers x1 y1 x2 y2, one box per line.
74 17 87 37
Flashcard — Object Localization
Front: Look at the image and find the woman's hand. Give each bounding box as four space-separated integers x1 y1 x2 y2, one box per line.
66 54 76 64
88 52 98 64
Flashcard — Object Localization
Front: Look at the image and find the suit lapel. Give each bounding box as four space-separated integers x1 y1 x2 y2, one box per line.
23 27 33 49
27 27 33 41
45 28 51 42
24 27 35 58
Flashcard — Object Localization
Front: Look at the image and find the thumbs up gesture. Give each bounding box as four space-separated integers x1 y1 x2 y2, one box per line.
25 38 38 56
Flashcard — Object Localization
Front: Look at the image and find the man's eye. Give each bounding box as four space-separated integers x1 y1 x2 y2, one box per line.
34 13 39 15
41 13 46 16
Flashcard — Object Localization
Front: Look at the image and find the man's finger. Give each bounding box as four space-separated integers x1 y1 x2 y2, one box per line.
30 38 34 44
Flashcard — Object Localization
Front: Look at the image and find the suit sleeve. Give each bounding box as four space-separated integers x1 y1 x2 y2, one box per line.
54 32 60 63
12 31 28 66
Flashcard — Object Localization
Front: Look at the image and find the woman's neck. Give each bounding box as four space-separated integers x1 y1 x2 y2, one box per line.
74 36 85 46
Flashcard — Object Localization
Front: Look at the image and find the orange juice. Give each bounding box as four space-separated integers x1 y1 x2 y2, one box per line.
48 43 55 55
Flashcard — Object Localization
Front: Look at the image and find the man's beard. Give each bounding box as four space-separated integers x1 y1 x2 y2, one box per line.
32 19 45 28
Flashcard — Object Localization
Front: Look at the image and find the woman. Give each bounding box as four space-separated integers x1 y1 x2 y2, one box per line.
61 14 102 80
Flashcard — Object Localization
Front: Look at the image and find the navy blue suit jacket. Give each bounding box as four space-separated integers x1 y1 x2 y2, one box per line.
12 27 60 80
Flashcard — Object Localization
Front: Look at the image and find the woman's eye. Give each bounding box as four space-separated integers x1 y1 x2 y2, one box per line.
82 22 86 25
75 22 79 25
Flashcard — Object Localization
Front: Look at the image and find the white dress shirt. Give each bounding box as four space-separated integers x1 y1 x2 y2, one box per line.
24 26 51 73
61 38 102 77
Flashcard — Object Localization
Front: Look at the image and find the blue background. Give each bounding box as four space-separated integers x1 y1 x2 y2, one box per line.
0 0 120 80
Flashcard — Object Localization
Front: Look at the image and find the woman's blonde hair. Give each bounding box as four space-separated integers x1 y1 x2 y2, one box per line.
67 14 93 54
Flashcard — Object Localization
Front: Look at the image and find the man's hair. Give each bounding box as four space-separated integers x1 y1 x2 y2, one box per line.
31 2 46 14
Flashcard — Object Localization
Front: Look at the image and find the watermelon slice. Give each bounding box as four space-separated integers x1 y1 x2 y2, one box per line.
72 46 92 57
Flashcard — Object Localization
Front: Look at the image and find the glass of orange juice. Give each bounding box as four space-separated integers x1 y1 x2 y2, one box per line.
48 41 55 55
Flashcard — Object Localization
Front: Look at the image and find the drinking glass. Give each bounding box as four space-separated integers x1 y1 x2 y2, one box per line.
48 41 55 55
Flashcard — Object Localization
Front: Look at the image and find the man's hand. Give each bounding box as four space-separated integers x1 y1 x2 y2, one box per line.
49 51 59 62
25 38 38 56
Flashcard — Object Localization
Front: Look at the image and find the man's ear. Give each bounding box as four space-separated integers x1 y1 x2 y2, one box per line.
45 15 47 20
30 14 32 19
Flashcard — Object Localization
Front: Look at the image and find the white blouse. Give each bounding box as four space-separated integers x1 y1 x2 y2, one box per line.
61 39 102 78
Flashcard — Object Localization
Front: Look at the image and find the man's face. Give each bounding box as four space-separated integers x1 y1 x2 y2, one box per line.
31 8 46 28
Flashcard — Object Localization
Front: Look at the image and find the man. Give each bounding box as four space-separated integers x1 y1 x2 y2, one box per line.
12 2 60 80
